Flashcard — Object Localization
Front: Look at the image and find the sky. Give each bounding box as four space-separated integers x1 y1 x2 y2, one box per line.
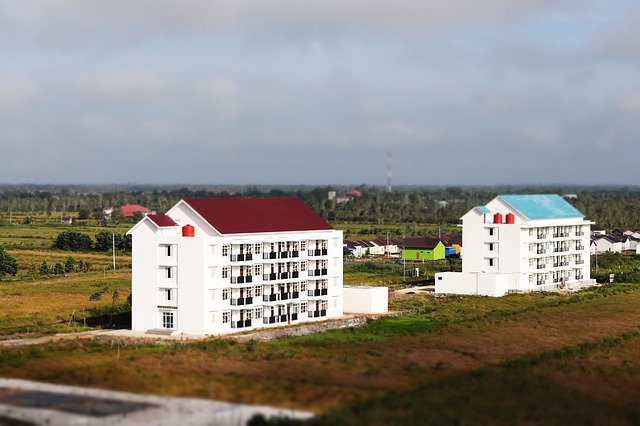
0 1 638 186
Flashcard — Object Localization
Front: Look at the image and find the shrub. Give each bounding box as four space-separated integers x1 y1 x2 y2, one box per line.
0 246 18 278
53 231 93 251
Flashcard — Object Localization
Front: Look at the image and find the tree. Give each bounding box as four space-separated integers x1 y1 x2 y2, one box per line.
53 262 65 275
78 209 90 220
53 231 93 251
39 261 50 275
64 257 76 273
0 246 18 278
95 231 113 252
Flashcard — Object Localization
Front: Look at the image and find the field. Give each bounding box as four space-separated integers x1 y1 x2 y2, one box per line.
1 220 640 424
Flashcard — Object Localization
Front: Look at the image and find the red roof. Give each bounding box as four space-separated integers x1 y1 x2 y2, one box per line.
121 204 152 218
148 214 177 227
183 197 333 234
347 189 362 197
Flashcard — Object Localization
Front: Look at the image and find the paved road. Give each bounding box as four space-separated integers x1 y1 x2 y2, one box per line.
0 378 313 425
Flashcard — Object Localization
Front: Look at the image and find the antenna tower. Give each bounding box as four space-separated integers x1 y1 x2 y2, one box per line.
386 151 392 193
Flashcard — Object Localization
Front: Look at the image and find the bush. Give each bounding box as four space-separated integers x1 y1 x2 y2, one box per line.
53 231 93 251
0 246 18 278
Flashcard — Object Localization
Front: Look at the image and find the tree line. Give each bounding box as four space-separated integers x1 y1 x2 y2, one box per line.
53 231 131 253
2 184 640 231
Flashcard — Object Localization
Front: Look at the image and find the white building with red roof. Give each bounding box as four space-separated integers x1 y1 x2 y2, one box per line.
127 197 343 335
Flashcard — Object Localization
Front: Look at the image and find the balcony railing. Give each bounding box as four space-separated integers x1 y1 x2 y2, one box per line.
231 319 252 329
308 249 328 256
575 260 584 265
536 234 547 239
262 291 300 302
575 245 585 250
553 262 569 267
537 248 546 254
576 232 585 236
553 233 570 238
230 297 254 306
536 264 546 270
308 269 328 277
230 254 253 262
263 252 278 260
308 310 327 318
307 289 328 297
231 275 253 284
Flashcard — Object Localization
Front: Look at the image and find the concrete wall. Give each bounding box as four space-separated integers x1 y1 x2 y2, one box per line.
435 272 509 297
343 286 388 314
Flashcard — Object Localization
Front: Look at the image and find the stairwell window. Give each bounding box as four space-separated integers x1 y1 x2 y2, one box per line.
222 245 230 256
254 308 262 319
222 311 230 323
222 266 230 279
222 288 230 300
162 312 174 329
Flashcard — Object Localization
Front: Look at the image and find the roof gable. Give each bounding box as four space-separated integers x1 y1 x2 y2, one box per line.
182 197 333 234
497 194 583 220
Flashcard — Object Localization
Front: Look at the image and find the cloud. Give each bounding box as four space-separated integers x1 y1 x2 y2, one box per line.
0 77 38 113
78 68 168 102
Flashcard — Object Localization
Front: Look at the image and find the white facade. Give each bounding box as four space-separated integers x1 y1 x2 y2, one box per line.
128 199 343 335
343 286 388 314
436 195 594 296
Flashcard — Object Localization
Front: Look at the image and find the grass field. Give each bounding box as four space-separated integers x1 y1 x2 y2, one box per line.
0 285 636 424
1 219 640 423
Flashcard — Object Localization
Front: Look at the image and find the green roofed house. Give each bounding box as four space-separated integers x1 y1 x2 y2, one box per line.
401 237 446 261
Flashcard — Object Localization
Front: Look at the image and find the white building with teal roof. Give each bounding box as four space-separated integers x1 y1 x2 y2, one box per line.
436 194 595 296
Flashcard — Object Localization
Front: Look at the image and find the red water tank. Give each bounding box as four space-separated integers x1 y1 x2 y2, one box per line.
493 212 503 224
182 224 195 237
505 213 515 224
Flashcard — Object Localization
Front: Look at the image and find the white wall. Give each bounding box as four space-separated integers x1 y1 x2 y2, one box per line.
343 286 388 314
435 272 509 297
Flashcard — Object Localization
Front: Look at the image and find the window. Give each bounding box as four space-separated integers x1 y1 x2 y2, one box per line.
488 258 495 267
320 240 328 249
165 267 173 279
164 289 173 301
300 261 307 271
245 265 253 276
292 262 299 272
222 245 230 256
162 312 174 329
222 311 230 323
254 308 262 319
245 244 252 254
254 286 262 297
320 300 328 310
488 228 495 236
246 310 253 320
488 243 494 251
300 240 307 251
222 266 230 279
246 288 253 297
300 302 307 313
300 281 307 291
254 243 262 254
278 241 286 252
292 304 299 314
254 264 262 276
222 288 230 300
165 245 172 256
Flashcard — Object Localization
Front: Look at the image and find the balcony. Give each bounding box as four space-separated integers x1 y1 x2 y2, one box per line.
280 292 289 301
575 260 585 265
308 249 328 256
536 234 547 240
230 297 254 306
537 248 546 254
536 264 546 270
307 289 328 297
553 247 569 253
263 273 278 281
279 251 289 259
575 245 585 251
308 310 327 318
263 316 277 324
576 232 585 236
230 254 253 262
553 262 569 267
231 319 252 329
291 313 298 321
308 269 328 277
292 291 300 299
553 233 570 238
280 272 289 279
231 275 253 284
263 252 278 260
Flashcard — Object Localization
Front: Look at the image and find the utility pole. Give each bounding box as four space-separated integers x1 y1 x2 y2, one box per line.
112 233 116 270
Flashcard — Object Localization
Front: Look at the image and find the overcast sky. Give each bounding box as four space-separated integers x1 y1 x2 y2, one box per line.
0 1 638 186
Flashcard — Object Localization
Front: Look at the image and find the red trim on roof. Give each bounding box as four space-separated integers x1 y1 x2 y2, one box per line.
148 214 177 227
183 197 333 234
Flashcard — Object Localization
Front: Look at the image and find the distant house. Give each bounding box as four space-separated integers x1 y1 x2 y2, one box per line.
400 237 446 261
346 189 363 198
593 235 623 253
590 224 606 237
344 240 368 258
121 204 155 219
60 216 73 225
441 234 462 256
368 239 387 256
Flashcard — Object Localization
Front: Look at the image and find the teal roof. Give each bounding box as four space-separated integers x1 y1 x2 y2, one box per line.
498 194 583 220
474 205 491 214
